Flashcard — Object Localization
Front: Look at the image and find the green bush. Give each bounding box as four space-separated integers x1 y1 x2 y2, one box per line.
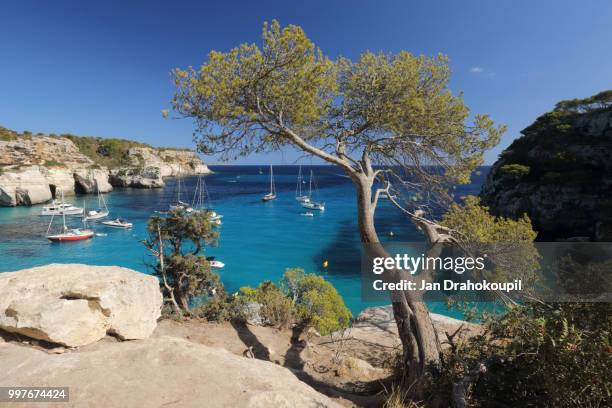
237 269 352 334
43 160 63 167
0 127 17 141
239 281 294 328
195 294 247 322
66 135 151 168
292 273 352 335
432 302 611 406
499 163 530 177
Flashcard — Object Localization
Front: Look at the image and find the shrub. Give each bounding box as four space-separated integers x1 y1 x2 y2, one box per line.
195 294 247 322
239 281 294 328
292 273 352 335
0 127 17 141
432 302 611 407
499 163 530 177
43 160 62 167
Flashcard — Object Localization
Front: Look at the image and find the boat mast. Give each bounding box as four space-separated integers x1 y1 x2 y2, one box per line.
61 189 67 231
296 165 302 197
309 170 313 198
177 166 182 203
269 165 274 195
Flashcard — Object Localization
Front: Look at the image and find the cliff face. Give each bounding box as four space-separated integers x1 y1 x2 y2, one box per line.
481 97 612 241
0 130 210 206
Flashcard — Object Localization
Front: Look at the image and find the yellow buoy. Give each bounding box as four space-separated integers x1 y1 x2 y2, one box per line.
323 260 329 268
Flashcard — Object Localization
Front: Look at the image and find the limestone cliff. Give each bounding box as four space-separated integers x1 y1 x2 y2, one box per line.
0 128 210 206
480 91 612 241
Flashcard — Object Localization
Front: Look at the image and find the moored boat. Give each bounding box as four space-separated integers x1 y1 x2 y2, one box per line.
41 200 83 216
262 164 277 201
295 165 310 202
102 218 133 228
300 170 325 211
45 190 93 242
47 227 95 242
207 256 225 269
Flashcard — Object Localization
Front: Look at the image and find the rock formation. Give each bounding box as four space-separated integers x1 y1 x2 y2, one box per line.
0 129 210 206
0 336 340 408
480 93 612 241
0 264 162 347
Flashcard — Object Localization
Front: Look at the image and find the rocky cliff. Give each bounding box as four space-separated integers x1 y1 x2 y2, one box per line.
0 128 210 206
480 91 612 241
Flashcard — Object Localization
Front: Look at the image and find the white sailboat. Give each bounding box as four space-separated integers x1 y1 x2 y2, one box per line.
262 165 277 201
83 185 109 220
295 165 310 203
191 174 223 225
301 170 325 211
46 190 94 242
169 168 193 212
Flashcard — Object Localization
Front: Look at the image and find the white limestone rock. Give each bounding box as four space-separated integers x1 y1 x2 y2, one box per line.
0 264 162 347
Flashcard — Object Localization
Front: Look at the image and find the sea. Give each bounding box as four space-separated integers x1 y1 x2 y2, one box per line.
0 165 489 318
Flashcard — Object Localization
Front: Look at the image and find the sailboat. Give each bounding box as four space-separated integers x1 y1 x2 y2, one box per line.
295 165 310 203
46 190 94 242
83 185 109 220
169 169 193 212
262 165 277 201
301 170 325 211
191 174 223 226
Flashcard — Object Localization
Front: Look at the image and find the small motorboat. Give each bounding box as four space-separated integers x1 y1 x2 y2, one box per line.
102 218 133 229
207 256 225 269
301 212 314 217
301 201 325 211
47 227 94 242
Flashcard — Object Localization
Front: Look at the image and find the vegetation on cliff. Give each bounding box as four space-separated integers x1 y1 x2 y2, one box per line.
492 90 611 184
480 90 612 240
0 125 192 169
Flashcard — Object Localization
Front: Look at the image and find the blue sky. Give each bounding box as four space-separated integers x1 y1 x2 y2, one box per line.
1 0 611 164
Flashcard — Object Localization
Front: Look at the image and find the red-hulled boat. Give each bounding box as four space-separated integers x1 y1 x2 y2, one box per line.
45 189 95 243
47 227 94 242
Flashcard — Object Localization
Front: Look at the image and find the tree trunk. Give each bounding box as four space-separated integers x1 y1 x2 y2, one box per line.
353 175 441 398
174 286 190 313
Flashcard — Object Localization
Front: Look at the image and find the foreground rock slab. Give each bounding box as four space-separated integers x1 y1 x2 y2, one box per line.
0 264 162 347
0 335 340 408
351 306 481 348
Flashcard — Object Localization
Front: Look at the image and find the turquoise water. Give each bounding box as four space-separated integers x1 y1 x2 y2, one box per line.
0 165 488 316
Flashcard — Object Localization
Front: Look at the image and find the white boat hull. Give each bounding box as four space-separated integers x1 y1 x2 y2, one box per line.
41 208 84 216
84 210 109 220
210 261 225 269
301 202 325 211
102 220 133 228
